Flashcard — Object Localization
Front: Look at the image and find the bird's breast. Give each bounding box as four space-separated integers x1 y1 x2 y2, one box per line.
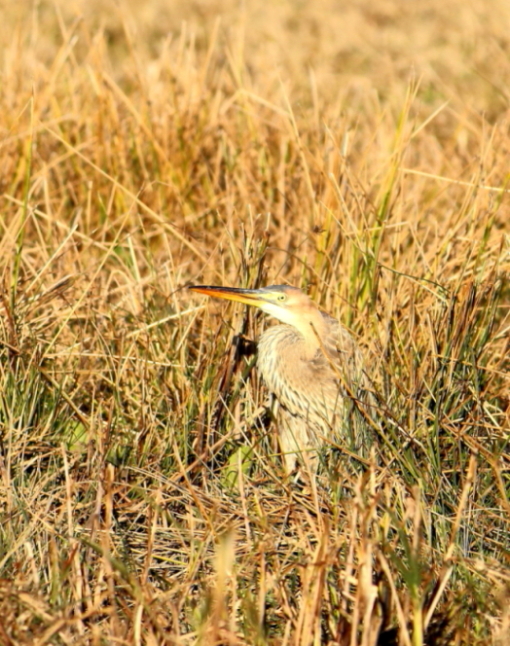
257 325 340 422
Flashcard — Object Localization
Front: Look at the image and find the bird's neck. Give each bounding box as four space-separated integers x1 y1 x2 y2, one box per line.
293 314 327 360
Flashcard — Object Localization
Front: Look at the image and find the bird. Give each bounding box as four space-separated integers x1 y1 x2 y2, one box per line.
189 284 372 473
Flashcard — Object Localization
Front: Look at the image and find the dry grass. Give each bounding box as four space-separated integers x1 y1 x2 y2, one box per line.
0 0 509 644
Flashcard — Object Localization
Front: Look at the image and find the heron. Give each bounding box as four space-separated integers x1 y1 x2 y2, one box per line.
189 284 371 472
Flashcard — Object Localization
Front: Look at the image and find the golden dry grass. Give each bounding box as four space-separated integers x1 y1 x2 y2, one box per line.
0 1 509 644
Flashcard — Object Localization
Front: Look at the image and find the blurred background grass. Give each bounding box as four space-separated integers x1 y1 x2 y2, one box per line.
0 1 509 644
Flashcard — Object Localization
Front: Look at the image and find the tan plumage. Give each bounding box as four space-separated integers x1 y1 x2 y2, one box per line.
189 284 371 472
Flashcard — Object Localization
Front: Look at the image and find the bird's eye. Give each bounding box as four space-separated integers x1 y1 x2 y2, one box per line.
277 293 287 302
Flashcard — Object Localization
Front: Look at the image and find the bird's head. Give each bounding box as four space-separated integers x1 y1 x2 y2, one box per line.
189 284 325 341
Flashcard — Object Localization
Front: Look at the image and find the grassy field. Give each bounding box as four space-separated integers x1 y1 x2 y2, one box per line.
0 0 509 644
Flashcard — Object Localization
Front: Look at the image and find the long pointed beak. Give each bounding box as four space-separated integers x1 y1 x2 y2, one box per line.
189 285 267 307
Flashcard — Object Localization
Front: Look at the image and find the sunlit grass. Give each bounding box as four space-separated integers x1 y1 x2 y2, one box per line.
0 1 509 644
